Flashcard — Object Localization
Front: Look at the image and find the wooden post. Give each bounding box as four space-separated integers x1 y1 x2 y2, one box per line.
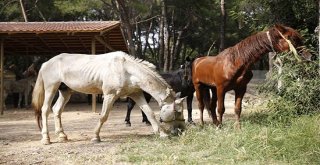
1 40 4 115
91 38 97 113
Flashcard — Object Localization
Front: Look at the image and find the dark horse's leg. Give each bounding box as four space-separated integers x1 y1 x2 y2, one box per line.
234 86 247 129
141 93 152 125
186 94 194 123
125 98 135 126
125 92 151 126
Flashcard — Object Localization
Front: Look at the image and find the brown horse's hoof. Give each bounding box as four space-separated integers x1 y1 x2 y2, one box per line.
91 137 101 143
216 124 222 130
234 122 241 130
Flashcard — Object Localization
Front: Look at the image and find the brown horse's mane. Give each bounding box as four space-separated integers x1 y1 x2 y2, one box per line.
220 25 302 65
221 30 273 64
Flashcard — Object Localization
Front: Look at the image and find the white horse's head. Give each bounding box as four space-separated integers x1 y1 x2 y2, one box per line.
159 96 186 135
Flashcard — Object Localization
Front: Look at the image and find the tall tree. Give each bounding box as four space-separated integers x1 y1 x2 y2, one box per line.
112 0 136 56
161 0 170 72
19 0 27 22
219 0 226 52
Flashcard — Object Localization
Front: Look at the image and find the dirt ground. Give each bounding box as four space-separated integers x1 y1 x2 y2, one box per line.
0 80 262 165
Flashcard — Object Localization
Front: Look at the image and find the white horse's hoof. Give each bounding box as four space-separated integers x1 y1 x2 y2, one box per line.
41 138 51 145
160 132 169 138
91 137 101 143
58 136 68 142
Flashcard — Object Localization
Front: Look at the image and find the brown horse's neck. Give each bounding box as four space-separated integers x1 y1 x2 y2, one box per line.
230 31 274 68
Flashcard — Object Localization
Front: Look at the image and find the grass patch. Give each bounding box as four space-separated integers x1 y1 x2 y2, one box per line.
117 115 320 164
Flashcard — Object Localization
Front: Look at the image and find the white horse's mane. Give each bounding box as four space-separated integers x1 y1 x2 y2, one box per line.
119 52 172 89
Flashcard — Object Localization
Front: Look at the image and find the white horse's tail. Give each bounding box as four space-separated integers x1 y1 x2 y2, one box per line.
32 71 44 130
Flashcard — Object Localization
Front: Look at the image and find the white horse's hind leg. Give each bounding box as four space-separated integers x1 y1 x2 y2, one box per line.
3 91 7 110
52 89 72 142
41 87 59 145
92 93 117 143
24 84 31 108
17 93 23 108
129 92 168 137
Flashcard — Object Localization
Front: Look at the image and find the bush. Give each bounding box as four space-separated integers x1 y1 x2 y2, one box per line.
256 49 319 125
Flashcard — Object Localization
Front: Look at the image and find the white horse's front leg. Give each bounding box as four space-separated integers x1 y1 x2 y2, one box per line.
129 92 168 137
52 89 71 142
92 93 117 143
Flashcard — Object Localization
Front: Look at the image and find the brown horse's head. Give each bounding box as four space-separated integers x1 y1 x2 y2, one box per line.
270 24 312 60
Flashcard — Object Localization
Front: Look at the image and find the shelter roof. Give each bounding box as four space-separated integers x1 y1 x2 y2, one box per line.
0 21 128 56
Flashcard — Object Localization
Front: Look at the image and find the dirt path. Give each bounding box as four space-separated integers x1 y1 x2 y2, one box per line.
0 79 263 164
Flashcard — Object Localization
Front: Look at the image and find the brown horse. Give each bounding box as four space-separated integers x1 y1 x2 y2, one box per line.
192 24 310 128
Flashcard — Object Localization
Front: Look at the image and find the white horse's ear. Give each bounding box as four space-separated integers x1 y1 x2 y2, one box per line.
175 92 181 98
175 97 185 105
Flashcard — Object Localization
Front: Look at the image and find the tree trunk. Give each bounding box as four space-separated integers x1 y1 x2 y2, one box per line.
171 21 190 69
219 0 226 52
158 5 164 71
135 22 142 59
143 20 154 59
268 52 275 72
162 0 170 72
113 0 136 56
274 56 283 93
19 0 28 22
169 9 175 71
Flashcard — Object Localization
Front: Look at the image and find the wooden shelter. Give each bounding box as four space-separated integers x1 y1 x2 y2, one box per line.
0 21 128 114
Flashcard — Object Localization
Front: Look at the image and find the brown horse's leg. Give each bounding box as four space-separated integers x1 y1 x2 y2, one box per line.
234 87 247 129
203 87 218 125
216 87 226 128
194 84 205 126
209 88 219 126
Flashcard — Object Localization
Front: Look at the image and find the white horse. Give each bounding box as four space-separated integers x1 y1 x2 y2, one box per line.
2 65 37 109
32 51 186 145
3 76 36 109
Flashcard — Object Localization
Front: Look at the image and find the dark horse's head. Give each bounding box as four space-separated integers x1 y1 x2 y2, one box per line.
183 56 194 87
269 24 312 60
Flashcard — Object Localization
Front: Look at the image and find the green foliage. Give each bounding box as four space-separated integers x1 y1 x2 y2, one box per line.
255 50 320 125
54 0 104 21
0 1 23 21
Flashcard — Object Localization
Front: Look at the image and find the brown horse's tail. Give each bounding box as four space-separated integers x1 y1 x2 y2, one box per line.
202 88 212 117
32 71 45 131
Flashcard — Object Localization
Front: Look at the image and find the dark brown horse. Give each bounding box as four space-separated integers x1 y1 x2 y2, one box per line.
125 58 195 126
192 24 310 128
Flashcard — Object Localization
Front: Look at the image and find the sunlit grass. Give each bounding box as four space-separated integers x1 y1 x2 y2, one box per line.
117 114 320 164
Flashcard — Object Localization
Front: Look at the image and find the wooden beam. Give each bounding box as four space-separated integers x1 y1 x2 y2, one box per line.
58 36 72 53
91 38 97 113
77 36 90 53
1 40 4 115
95 35 115 51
